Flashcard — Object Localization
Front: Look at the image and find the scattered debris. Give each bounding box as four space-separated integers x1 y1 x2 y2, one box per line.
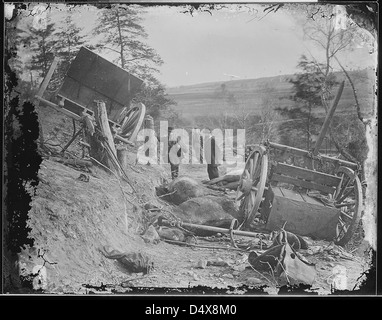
231 265 246 272
77 173 89 182
196 260 208 269
99 246 154 274
270 228 309 250
207 258 229 267
157 227 186 242
144 203 161 212
193 274 200 281
246 277 264 286
248 242 316 285
306 246 324 255
141 225 160 244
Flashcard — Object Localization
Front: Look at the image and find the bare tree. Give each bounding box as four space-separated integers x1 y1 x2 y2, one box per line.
302 5 370 163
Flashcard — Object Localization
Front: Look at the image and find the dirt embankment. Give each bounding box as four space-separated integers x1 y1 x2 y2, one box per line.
6 157 372 295
7 150 171 293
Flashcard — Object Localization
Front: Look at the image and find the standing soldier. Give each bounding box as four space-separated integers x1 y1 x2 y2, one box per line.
203 130 221 180
168 127 187 179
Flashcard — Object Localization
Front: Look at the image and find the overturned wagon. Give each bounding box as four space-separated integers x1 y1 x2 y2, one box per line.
237 81 364 246
35 46 147 149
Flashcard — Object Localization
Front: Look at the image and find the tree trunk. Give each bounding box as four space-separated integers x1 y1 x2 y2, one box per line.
334 56 366 126
115 9 125 69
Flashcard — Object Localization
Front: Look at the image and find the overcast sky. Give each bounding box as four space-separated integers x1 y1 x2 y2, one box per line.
18 3 377 88
141 5 376 87
143 5 306 86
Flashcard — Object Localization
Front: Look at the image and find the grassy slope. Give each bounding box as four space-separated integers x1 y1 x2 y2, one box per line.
166 69 376 120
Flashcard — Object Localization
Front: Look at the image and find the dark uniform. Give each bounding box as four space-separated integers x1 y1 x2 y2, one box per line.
168 127 182 180
204 135 220 180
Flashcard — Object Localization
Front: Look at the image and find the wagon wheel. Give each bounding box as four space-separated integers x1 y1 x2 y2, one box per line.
333 166 363 246
120 102 146 142
236 146 268 229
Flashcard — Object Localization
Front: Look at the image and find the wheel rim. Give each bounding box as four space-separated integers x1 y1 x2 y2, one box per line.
333 166 363 245
236 146 268 229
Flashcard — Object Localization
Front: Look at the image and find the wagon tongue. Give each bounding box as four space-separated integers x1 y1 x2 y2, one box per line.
312 81 345 155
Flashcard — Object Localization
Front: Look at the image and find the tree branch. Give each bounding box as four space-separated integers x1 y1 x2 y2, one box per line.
333 56 368 126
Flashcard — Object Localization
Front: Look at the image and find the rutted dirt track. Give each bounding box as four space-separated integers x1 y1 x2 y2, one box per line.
7 155 373 295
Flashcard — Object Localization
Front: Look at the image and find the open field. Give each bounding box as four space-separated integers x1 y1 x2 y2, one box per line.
166 69 376 120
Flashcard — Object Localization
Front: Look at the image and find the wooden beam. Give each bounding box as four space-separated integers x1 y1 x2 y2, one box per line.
36 57 59 99
313 81 345 155
115 134 135 147
95 101 118 163
274 163 341 187
35 96 81 121
267 141 357 169
57 94 121 128
271 173 336 195
176 221 264 238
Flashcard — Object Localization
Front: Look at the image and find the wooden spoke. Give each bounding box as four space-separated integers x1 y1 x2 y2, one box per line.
340 210 354 221
249 191 255 207
249 158 254 176
335 200 356 208
335 174 354 202
334 173 344 199
337 184 355 204
334 166 363 246
252 152 259 175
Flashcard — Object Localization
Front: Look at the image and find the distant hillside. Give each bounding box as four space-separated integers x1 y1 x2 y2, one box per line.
166 69 375 120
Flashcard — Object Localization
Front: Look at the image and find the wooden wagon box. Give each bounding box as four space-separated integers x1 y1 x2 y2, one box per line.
57 47 144 123
263 186 340 241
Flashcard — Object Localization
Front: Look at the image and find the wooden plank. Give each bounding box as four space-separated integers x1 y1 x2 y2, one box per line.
265 195 340 240
273 186 328 206
95 101 117 159
273 187 304 202
313 81 345 155
57 94 122 129
275 163 341 187
61 96 94 117
36 57 59 98
272 173 336 194
115 134 135 146
35 96 81 121
267 141 358 169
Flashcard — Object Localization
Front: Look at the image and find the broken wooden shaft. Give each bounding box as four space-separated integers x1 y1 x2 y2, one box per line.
313 80 345 155
161 219 264 238
35 58 60 99
162 239 247 252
